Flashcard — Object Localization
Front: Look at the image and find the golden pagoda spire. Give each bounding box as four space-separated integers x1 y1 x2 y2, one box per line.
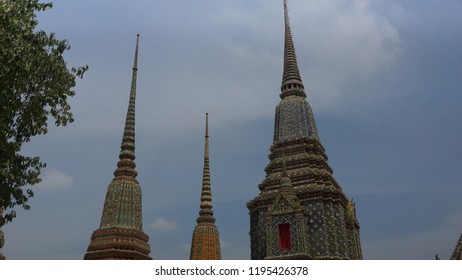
190 113 221 260
197 113 215 224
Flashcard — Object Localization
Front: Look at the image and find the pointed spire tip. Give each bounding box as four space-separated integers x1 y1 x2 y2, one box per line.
114 32 139 179
205 113 209 138
197 112 214 224
280 0 306 99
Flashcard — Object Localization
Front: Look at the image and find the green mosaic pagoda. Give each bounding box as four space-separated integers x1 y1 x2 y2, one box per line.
84 34 152 260
247 0 362 260
190 113 222 260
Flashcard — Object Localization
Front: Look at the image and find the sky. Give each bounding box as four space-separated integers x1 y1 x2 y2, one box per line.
2 0 462 260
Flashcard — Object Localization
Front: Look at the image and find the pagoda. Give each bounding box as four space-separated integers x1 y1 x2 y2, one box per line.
84 34 152 260
189 113 222 260
247 0 362 260
450 233 462 260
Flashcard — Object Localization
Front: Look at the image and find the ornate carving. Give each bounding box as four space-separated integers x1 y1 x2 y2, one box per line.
264 162 310 259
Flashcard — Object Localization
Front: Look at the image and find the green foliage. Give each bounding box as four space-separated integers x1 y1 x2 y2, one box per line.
0 0 88 226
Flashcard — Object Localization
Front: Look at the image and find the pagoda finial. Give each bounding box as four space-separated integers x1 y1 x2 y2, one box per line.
281 0 306 99
197 113 215 224
114 34 140 179
205 112 209 158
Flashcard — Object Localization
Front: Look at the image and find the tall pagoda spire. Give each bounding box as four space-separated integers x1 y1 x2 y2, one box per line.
114 33 139 180
190 113 221 260
281 0 306 99
197 113 215 224
84 34 151 260
247 1 362 260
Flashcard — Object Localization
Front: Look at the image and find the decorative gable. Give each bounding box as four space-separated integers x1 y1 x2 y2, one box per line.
268 191 302 216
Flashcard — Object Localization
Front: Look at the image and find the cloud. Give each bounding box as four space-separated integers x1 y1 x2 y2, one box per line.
134 0 404 143
290 0 403 110
150 218 178 232
37 168 74 191
52 0 404 147
220 239 231 249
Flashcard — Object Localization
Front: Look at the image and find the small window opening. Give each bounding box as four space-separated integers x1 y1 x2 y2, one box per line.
278 223 291 250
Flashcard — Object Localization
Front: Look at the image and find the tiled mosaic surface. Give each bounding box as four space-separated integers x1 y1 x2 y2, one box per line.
190 224 222 260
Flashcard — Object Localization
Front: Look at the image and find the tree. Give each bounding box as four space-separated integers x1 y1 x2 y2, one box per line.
0 0 88 226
